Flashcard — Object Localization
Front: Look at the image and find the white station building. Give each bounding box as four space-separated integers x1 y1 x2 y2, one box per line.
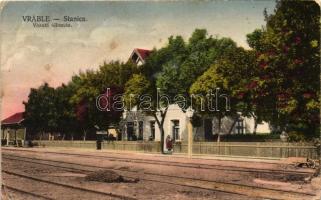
121 49 271 142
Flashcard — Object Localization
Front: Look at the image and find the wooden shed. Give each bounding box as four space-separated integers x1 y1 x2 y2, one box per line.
1 112 26 146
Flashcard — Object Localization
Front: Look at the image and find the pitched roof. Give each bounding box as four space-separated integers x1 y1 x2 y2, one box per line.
1 112 24 125
135 48 152 61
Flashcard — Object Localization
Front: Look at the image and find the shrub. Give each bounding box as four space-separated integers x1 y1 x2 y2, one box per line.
287 131 306 142
217 133 280 142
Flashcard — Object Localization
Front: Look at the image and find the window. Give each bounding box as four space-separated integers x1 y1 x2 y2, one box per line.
150 121 155 141
236 119 244 134
171 120 180 141
131 53 139 64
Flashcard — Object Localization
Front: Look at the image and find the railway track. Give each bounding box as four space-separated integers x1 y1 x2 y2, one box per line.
2 153 316 200
1 148 312 176
2 184 54 200
2 168 137 200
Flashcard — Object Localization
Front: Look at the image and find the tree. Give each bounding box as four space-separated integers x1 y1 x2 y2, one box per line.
190 63 233 142
214 47 264 134
55 84 78 140
69 61 137 140
156 30 240 142
125 29 239 149
155 30 238 110
24 83 58 139
24 82 80 140
246 0 320 136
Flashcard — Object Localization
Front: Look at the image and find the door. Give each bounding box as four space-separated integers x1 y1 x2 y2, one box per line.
204 119 213 141
127 122 134 140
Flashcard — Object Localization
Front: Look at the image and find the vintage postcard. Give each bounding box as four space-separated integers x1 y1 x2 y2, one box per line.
1 0 321 199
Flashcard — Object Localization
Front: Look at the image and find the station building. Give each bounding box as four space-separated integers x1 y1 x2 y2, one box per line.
121 49 271 143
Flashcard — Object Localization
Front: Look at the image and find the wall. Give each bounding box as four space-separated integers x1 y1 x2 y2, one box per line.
126 105 272 144
243 117 271 134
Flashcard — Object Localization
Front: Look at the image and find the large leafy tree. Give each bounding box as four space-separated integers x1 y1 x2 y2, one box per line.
24 83 80 140
24 60 136 140
157 29 237 99
189 64 231 142
125 29 239 150
24 83 59 138
189 47 256 141
215 47 265 135
246 0 320 136
69 61 136 139
55 84 79 140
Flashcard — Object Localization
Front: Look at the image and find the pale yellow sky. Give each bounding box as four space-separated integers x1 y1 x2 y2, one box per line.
0 1 276 119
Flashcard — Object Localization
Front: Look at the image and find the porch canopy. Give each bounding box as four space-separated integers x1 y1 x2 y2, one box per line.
1 112 25 129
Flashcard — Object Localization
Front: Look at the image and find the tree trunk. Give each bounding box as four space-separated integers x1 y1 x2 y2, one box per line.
250 112 258 135
83 130 87 141
253 119 258 135
40 131 43 141
227 114 240 135
217 115 222 143
153 115 164 154
160 127 165 154
153 107 168 154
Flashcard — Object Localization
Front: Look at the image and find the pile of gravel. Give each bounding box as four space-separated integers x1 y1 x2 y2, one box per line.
85 170 125 183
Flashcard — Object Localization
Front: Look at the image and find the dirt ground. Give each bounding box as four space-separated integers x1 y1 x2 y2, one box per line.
1 147 321 200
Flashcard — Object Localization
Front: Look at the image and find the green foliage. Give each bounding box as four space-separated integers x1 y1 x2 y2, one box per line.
23 83 78 137
156 61 181 97
69 61 137 131
288 131 306 142
245 1 320 135
191 114 202 127
246 29 264 50
24 61 138 139
215 133 281 142
124 29 239 147
124 74 152 109
145 29 238 101
24 1 320 141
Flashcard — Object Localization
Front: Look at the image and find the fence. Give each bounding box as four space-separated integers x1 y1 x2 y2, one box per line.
33 140 161 153
34 140 96 149
174 142 318 159
33 140 318 159
102 141 162 153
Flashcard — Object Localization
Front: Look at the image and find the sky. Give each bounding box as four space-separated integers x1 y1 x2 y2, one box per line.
0 1 276 119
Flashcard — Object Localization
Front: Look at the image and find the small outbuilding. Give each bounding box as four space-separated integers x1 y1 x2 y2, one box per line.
1 112 26 146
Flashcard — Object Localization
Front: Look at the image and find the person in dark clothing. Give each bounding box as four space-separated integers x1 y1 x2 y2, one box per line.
166 135 173 152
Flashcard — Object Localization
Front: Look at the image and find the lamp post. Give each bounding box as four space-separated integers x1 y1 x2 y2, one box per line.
186 109 194 158
122 110 127 141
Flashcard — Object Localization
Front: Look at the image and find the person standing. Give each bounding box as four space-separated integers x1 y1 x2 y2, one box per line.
166 135 173 153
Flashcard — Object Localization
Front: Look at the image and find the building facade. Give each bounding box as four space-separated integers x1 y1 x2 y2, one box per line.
121 104 271 142
121 48 271 143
